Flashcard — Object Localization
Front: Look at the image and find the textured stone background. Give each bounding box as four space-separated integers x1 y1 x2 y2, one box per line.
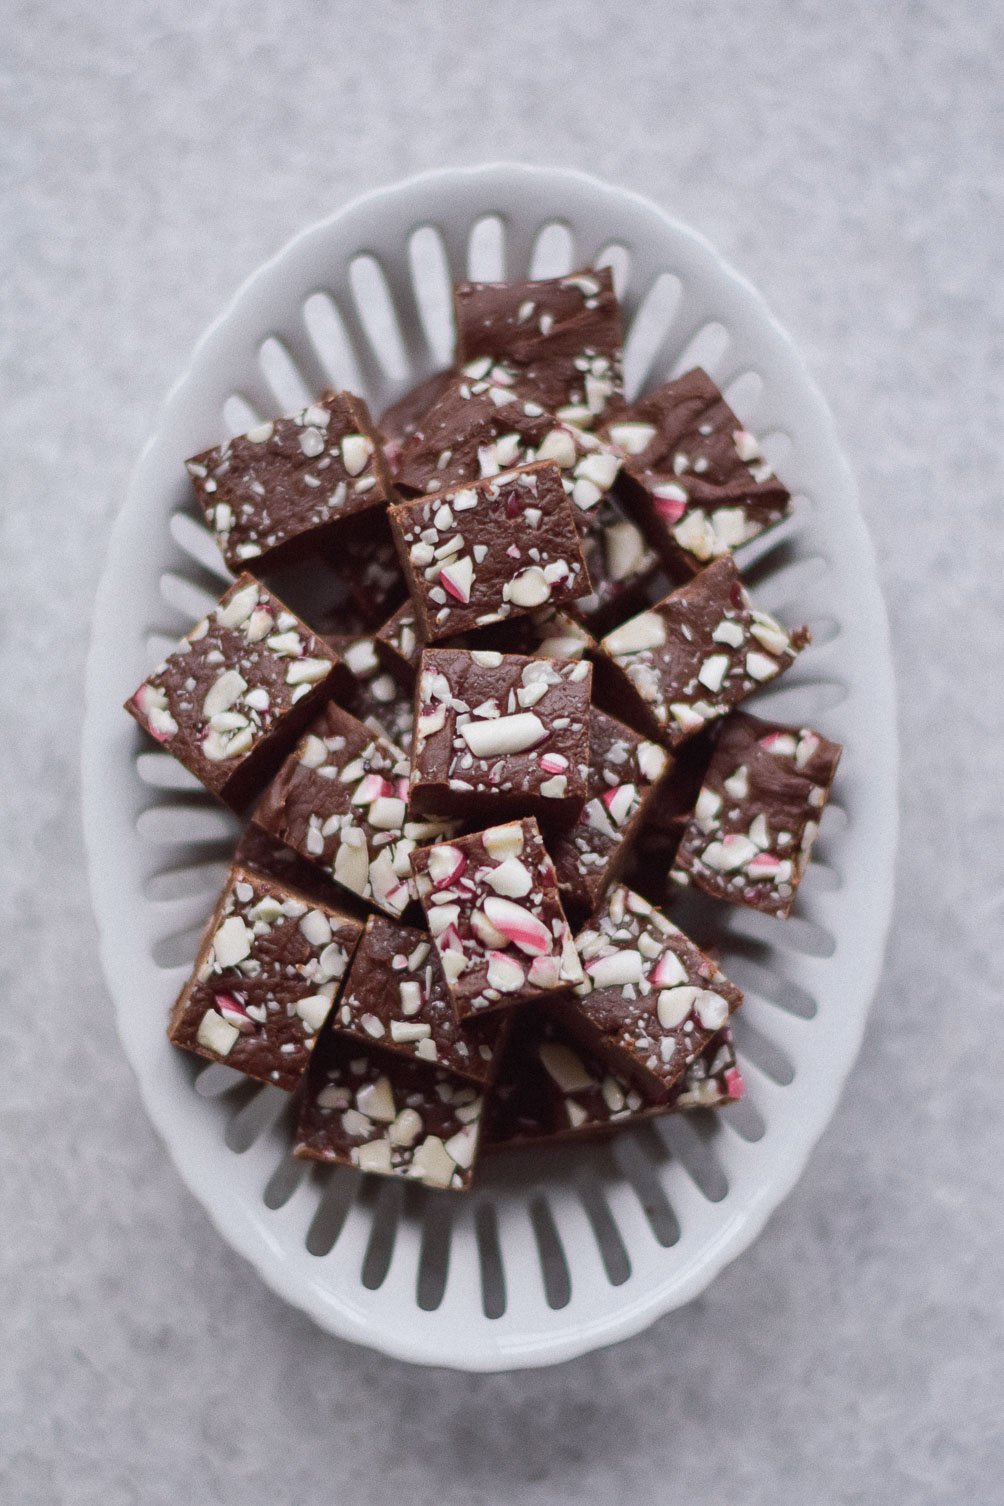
3 2 1002 1502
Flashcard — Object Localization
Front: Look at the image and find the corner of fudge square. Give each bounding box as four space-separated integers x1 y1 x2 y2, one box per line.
597 554 809 747
601 366 793 576
551 883 743 1102
453 266 624 428
482 1008 744 1151
409 818 583 1020
329 914 510 1085
167 863 364 1090
294 1031 484 1191
184 389 396 575
547 706 671 915
251 699 459 919
409 646 592 824
670 710 842 916
124 574 345 810
387 460 592 640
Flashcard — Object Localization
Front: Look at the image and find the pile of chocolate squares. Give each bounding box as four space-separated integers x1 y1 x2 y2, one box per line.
127 265 841 1191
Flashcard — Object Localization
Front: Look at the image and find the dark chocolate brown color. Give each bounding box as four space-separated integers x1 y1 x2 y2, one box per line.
454 268 624 427
168 864 363 1090
604 367 792 576
410 647 592 825
671 710 842 916
125 575 345 810
598 555 808 746
186 390 395 574
388 461 591 641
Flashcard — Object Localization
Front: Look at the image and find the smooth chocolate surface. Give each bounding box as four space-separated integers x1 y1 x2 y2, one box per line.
252 700 456 918
410 647 592 824
671 710 842 916
388 460 591 640
295 1033 484 1190
605 368 792 576
483 1011 743 1150
186 390 394 574
548 707 669 914
125 574 344 809
331 915 509 1083
410 818 583 1019
168 864 363 1090
558 884 743 1101
454 267 624 428
599 555 809 746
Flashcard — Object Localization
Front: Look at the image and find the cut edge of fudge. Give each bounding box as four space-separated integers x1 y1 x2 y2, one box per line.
483 1010 745 1151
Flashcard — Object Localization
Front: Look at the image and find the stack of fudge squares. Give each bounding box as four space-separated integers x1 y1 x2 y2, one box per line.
127 264 841 1192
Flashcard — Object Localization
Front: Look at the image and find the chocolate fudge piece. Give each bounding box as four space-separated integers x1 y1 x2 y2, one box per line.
454 267 624 428
557 884 743 1101
379 368 456 470
483 1011 744 1150
409 818 583 1019
252 701 457 918
125 575 344 810
410 648 592 825
671 711 842 916
331 915 509 1083
548 707 670 914
295 1033 483 1190
394 377 657 633
185 390 395 574
604 368 792 576
327 634 415 754
598 555 808 747
167 864 363 1090
388 461 591 641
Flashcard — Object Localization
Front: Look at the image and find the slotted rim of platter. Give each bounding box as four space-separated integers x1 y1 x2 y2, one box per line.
82 163 898 1371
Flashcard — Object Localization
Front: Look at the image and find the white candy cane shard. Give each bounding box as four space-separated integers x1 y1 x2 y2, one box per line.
586 950 643 990
603 612 666 657
460 713 547 758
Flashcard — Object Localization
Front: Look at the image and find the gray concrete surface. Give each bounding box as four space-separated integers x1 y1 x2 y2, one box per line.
2 2 1002 1502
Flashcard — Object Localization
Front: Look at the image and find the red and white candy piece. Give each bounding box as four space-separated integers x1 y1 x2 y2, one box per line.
481 897 552 956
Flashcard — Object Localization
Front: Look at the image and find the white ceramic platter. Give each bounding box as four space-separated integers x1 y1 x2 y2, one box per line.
82 164 897 1371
